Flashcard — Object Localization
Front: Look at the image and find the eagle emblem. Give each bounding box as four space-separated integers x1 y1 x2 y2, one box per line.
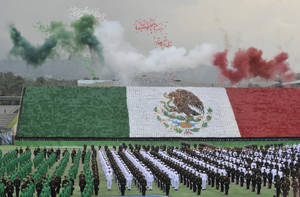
154 89 213 134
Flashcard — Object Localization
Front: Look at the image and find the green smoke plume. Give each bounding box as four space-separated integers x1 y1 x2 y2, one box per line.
9 25 57 66
71 15 104 64
36 21 77 57
9 14 104 68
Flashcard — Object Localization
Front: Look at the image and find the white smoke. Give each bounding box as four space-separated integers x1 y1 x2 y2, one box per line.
95 20 217 84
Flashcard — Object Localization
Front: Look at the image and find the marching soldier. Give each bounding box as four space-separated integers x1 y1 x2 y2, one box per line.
165 177 170 196
36 180 43 197
251 173 256 192
79 172 86 193
5 181 14 197
216 172 220 190
274 177 281 197
69 176 74 195
220 174 225 192
268 171 273 189
282 177 290 197
71 149 76 163
224 175 230 195
13 176 20 197
236 169 240 185
55 174 61 194
292 178 298 197
93 175 99 196
256 174 262 194
262 169 267 187
211 171 215 187
62 176 68 187
196 176 202 195
50 177 56 197
246 171 251 189
240 171 245 187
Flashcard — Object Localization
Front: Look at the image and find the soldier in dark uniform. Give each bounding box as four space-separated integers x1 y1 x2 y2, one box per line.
56 148 60 161
120 179 126 196
268 171 273 189
220 174 225 192
292 178 298 197
13 176 20 197
216 172 220 190
262 169 267 187
5 181 14 197
62 176 68 187
43 147 47 158
240 171 245 187
282 177 290 197
50 177 56 197
69 176 74 195
36 179 43 197
256 174 262 194
79 172 86 193
141 178 146 196
236 170 240 185
246 171 251 189
81 150 86 164
251 173 256 192
55 174 61 194
224 175 230 195
192 175 197 193
165 177 170 196
196 176 202 195
274 177 281 197
93 175 99 196
71 149 76 163
231 169 235 183
211 171 215 187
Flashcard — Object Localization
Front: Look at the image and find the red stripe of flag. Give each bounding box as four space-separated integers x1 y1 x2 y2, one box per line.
226 88 300 137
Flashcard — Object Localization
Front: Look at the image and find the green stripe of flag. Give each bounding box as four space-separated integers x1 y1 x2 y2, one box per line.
18 86 130 138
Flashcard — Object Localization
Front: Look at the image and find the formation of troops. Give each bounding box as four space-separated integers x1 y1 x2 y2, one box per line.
0 142 299 197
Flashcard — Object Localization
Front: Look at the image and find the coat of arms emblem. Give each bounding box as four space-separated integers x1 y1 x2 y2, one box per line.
154 89 213 134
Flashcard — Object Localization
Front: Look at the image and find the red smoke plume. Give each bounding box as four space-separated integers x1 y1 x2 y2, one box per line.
213 47 295 84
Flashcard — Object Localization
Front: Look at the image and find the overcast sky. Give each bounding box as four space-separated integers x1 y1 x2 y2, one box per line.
1 0 300 72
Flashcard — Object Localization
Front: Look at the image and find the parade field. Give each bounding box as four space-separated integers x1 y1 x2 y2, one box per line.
0 142 297 197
